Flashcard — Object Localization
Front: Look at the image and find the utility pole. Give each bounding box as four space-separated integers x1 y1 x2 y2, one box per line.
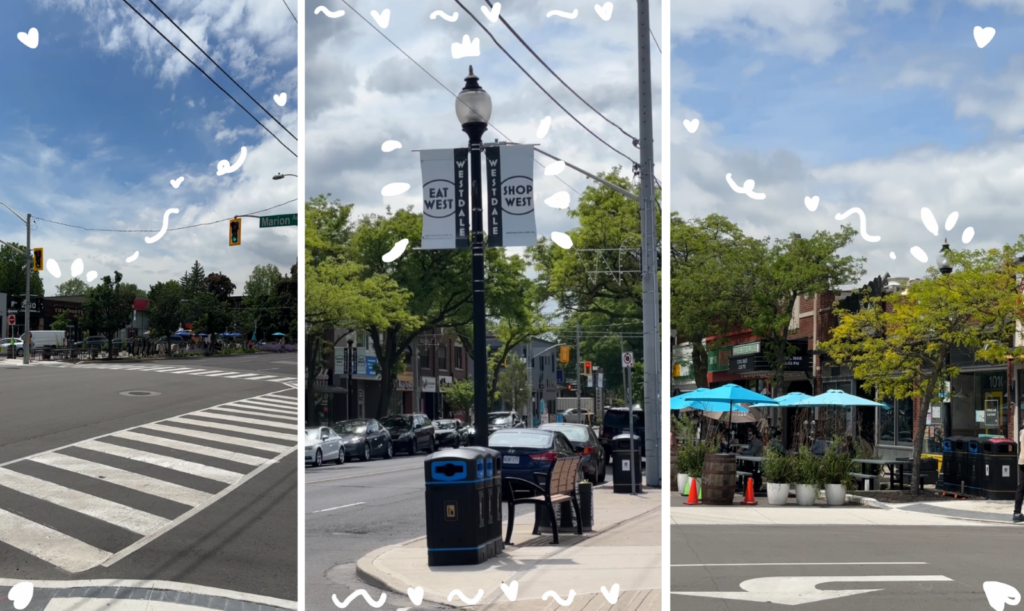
636 0 661 488
412 338 421 415
575 321 582 414
24 214 31 365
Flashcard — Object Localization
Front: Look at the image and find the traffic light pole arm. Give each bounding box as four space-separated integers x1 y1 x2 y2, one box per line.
0 238 26 255
532 148 639 203
0 201 27 224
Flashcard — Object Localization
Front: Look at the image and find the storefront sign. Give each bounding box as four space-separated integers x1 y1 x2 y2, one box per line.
731 342 761 356
438 375 453 392
422 376 437 393
394 372 414 391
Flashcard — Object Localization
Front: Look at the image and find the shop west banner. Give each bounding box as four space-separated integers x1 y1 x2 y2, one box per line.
486 144 537 248
418 148 469 250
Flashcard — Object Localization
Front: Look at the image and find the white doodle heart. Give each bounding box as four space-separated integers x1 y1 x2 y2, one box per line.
170 177 184 189
407 586 424 606
274 92 287 106
974 26 995 48
804 195 819 212
595 2 614 21
983 581 1020 611
17 28 39 49
8 582 33 610
371 9 390 28
683 118 700 134
481 3 501 22
600 583 620 604
500 581 519 601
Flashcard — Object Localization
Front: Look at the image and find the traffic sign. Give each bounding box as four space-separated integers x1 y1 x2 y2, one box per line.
622 352 634 367
7 315 14 326
259 214 298 228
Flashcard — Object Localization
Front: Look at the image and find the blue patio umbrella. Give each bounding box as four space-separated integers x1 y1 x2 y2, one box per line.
272 332 286 337
676 384 774 424
748 392 813 409
792 389 887 408
670 393 749 413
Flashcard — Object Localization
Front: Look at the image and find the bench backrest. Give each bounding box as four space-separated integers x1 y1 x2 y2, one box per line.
546 456 581 496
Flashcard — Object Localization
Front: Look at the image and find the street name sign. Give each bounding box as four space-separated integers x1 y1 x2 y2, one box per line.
485 144 537 248
259 214 298 228
418 148 469 249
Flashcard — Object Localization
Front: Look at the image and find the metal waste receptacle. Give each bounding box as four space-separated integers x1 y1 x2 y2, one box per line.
612 433 642 494
943 437 973 493
424 447 501 566
479 446 503 557
966 438 982 495
980 439 1019 500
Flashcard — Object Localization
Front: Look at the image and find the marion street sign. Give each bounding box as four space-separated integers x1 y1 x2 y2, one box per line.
259 214 298 228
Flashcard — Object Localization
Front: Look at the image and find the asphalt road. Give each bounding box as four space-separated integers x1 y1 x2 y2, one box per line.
0 355 298 602
305 449 553 611
671 524 1024 610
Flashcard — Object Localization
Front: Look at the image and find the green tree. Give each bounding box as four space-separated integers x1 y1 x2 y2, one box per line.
180 260 206 325
242 264 284 342
484 310 549 408
496 354 531 414
747 228 864 394
821 239 1024 494
148 280 184 338
671 214 763 388
0 244 44 296
56 278 89 296
194 291 232 355
51 311 70 331
444 378 475 420
205 272 235 301
81 271 135 360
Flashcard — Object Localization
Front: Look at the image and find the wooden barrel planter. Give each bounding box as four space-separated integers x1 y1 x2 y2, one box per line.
702 453 737 506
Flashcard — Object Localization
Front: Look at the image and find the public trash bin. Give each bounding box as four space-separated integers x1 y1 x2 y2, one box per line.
479 446 503 555
944 437 973 493
966 439 982 495
980 439 1019 500
612 433 642 494
424 447 502 566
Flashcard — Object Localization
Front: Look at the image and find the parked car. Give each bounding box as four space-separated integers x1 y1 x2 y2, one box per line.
540 423 606 483
0 338 24 357
488 428 580 485
305 426 344 467
432 419 466 448
333 418 393 461
74 335 108 350
600 406 644 463
380 414 435 455
486 411 525 434
559 408 596 426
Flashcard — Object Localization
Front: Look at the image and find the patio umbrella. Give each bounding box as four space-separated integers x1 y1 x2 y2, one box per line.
704 406 762 424
792 389 887 408
688 384 776 424
272 332 286 337
747 391 812 409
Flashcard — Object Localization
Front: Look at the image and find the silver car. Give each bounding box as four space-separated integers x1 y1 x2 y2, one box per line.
305 426 344 467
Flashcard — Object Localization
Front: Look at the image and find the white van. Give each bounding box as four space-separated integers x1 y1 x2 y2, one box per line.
22 330 66 350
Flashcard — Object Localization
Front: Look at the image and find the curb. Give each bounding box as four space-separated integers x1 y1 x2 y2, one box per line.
845 494 887 509
884 504 1017 525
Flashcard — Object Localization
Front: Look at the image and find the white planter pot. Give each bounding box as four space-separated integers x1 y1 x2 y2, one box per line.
825 484 847 506
678 474 689 496
766 483 790 506
795 484 818 506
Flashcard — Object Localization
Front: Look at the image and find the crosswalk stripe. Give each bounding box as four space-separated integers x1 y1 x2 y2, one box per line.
76 440 242 485
193 370 225 375
0 507 111 573
235 398 295 410
170 369 208 374
0 468 169 535
202 372 236 377
208 407 295 423
226 401 295 415
143 423 289 453
29 453 212 507
265 377 297 382
168 417 296 442
226 373 258 379
243 375 277 381
112 431 268 466
255 395 295 405
191 412 295 431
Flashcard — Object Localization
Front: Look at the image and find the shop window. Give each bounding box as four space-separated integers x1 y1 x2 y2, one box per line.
419 346 430 369
454 346 463 369
438 346 447 370
879 397 914 447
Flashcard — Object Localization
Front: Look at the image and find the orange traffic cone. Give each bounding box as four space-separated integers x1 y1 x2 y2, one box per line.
686 478 699 505
741 476 757 505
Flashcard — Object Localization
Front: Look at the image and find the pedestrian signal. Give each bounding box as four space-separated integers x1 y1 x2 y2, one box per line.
229 218 242 246
583 361 592 375
32 248 43 271
559 346 570 364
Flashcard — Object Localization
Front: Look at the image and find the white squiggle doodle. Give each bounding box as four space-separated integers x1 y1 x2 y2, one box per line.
71 258 84 278
8 581 33 610
983 581 1020 611
500 581 519 601
217 146 247 176
126 251 140 263
600 584 620 604
382 183 411 197
332 591 386 609
542 590 577 606
921 207 939 236
834 207 881 242
452 35 480 59
371 9 390 28
725 173 766 200
481 2 501 22
594 2 614 21
545 192 570 209
382 239 409 263
546 9 579 19
536 116 552 139
382 140 402 152
911 246 928 263
86 271 98 282
145 208 180 244
551 231 573 249
45 260 61 279
430 10 459 22
447 589 484 604
545 160 566 176
315 6 345 18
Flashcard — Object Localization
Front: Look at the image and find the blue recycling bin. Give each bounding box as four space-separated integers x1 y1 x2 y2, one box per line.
424 447 502 566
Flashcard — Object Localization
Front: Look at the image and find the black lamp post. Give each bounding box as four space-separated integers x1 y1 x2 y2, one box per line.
938 238 953 275
456 66 492 447
347 339 355 420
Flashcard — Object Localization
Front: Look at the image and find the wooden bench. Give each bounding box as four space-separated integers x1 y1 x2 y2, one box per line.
850 472 879 491
502 456 582 545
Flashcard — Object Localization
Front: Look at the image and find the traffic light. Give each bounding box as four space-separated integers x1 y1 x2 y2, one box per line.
229 218 242 246
32 248 43 271
567 383 574 391
559 346 570 364
583 361 592 376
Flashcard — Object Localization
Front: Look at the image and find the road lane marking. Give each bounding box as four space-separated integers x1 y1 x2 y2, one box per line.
306 464 422 484
29 453 212 506
673 575 954 606
111 431 268 466
312 502 366 514
76 440 242 484
191 411 295 431
250 395 295 406
0 507 111 573
672 562 930 567
170 417 296 441
143 423 289 453
229 400 295 414
0 468 169 535
207 406 295 422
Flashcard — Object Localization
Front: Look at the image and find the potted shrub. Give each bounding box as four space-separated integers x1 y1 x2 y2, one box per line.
794 446 820 506
762 448 793 506
819 440 855 506
676 443 692 495
686 439 712 497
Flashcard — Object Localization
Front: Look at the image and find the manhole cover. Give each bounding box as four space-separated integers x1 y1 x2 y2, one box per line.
120 390 161 397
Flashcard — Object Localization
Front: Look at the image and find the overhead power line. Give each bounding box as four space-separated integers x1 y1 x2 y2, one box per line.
481 0 638 144
279 0 298 23
453 0 639 166
145 0 297 140
650 29 662 54
117 0 297 157
34 199 296 233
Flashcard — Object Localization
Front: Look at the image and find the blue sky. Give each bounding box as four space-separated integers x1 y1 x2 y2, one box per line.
1 0 297 295
672 0 1024 279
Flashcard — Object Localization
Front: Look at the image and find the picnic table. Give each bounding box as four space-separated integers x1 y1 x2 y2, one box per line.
853 458 912 490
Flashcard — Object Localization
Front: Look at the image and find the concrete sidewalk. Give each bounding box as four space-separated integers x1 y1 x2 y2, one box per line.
356 483 660 610
886 499 1022 524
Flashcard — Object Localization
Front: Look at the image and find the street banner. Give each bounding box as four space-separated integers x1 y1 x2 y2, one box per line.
597 373 604 388
418 148 469 250
485 144 537 248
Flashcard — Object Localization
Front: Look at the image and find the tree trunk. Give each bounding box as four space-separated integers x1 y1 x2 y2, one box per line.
911 355 945 495
305 332 320 426
689 338 709 389
372 330 399 420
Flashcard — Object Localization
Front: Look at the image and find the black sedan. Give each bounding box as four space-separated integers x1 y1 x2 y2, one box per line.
333 419 393 461
539 423 607 483
433 419 466 448
380 414 436 455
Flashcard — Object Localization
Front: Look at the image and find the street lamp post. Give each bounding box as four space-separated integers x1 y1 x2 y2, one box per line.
0 202 32 364
272 173 297 180
347 339 355 421
456 66 492 447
